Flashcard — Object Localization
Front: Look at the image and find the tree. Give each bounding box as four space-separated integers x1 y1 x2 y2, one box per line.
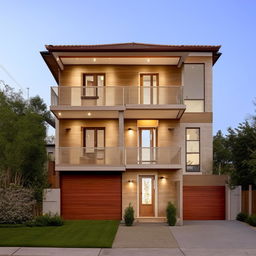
213 117 256 186
227 121 256 186
213 130 233 175
0 85 51 200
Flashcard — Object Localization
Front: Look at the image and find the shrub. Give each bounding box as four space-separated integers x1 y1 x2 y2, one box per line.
166 202 177 226
0 185 36 224
247 215 256 227
25 213 64 227
124 203 134 226
236 212 249 222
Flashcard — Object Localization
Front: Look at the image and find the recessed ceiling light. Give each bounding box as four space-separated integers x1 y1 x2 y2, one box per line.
58 112 61 116
87 112 91 116
93 58 96 62
147 58 150 63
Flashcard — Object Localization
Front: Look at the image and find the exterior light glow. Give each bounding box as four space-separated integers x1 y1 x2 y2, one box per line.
128 180 133 183
147 58 150 63
128 128 133 131
93 58 96 62
58 112 61 116
87 112 92 116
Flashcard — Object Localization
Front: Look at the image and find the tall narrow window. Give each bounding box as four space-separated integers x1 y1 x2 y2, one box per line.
83 128 105 153
83 74 105 98
186 128 200 172
140 74 159 104
183 64 205 112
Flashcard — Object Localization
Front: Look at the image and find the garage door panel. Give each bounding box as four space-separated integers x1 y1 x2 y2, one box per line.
183 186 225 220
61 173 121 220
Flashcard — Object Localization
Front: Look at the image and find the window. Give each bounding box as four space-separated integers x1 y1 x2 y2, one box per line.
83 128 105 153
186 128 200 172
83 74 105 98
140 74 159 104
183 64 205 112
184 100 204 112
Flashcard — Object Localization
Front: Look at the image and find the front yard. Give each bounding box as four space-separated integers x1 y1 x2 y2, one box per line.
0 220 119 248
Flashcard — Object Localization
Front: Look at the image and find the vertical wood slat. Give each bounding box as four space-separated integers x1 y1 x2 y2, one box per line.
252 190 256 215
61 173 122 220
183 186 225 220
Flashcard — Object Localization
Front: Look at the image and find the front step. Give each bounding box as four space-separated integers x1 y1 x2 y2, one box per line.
136 217 166 223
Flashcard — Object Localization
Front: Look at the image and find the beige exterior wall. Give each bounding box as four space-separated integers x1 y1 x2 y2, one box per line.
180 122 213 174
59 65 181 87
59 119 119 147
122 170 181 218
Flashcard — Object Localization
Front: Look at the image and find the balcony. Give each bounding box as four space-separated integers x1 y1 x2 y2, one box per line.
51 86 186 119
55 147 181 171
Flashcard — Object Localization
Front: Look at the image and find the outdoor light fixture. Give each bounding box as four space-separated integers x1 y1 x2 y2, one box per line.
128 128 133 131
147 58 150 63
87 112 92 116
58 112 61 116
128 180 133 183
160 176 166 180
93 58 96 62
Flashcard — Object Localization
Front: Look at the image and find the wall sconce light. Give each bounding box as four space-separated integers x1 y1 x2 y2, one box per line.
65 128 71 132
128 179 133 183
87 112 92 116
128 128 133 131
160 176 167 180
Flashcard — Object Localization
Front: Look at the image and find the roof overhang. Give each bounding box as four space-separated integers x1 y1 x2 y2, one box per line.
41 43 221 84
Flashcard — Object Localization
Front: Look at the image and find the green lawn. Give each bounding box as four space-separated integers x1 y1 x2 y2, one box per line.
0 220 119 248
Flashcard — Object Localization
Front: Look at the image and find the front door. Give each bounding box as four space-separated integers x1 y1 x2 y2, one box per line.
139 128 157 163
139 175 155 217
140 74 159 104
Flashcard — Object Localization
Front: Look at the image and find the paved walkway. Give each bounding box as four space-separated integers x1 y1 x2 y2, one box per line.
112 223 178 248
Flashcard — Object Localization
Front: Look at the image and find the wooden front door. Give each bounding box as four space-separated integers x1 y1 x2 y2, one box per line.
139 175 155 217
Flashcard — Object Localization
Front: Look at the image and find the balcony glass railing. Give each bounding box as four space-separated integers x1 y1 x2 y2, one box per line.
55 146 181 167
51 86 183 107
125 147 181 165
56 147 124 166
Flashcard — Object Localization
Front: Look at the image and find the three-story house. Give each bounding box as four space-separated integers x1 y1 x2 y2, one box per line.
42 43 227 224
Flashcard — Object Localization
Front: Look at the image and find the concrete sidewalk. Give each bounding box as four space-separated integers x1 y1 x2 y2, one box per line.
2 247 256 256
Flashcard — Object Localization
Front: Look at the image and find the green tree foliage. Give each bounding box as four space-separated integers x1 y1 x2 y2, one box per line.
213 130 233 175
0 85 50 200
213 113 256 186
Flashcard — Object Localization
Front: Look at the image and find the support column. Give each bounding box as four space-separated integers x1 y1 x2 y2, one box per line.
55 117 60 188
118 111 124 147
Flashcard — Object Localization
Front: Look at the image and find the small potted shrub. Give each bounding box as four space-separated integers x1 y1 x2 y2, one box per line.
166 201 177 226
247 214 256 227
124 203 134 226
236 212 248 222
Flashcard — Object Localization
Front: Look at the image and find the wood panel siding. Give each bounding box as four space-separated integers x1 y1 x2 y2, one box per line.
61 173 122 220
183 186 225 220
59 65 181 87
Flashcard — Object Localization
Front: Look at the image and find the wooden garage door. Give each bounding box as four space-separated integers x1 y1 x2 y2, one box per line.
61 173 121 220
183 186 225 220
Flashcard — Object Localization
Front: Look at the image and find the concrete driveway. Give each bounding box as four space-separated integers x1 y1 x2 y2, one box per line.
171 220 256 255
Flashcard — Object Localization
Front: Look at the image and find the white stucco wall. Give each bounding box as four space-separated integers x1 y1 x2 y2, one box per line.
43 188 61 215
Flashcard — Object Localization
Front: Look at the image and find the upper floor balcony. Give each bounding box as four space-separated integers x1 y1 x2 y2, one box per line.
55 146 181 171
50 86 186 119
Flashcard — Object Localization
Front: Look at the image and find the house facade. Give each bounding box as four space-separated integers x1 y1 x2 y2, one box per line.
42 43 228 223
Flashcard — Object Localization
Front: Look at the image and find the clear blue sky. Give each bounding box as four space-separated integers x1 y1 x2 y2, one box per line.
0 0 255 136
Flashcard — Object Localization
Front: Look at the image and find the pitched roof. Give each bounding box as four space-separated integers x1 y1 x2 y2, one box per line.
45 42 221 52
